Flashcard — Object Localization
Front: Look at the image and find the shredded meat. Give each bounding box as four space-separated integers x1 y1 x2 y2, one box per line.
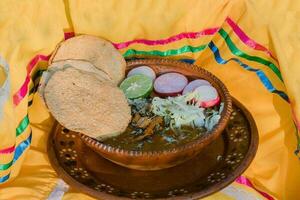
136 117 152 128
134 116 163 141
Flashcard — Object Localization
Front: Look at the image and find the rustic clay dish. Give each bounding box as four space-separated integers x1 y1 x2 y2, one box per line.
47 99 258 199
80 59 232 170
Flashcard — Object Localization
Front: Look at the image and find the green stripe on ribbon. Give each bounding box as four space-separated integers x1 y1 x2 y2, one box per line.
218 28 283 81
0 115 30 170
123 45 207 57
0 160 13 170
16 115 29 136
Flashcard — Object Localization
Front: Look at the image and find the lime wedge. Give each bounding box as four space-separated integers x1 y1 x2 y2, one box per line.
120 74 153 99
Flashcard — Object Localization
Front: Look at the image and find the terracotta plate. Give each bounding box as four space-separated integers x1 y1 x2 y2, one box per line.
47 98 258 200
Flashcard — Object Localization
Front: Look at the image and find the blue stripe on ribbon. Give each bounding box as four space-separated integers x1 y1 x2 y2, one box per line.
13 132 32 162
208 42 289 102
0 132 32 183
180 59 195 64
0 173 10 183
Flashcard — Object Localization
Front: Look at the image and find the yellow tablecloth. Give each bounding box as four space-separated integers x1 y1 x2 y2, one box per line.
0 0 299 199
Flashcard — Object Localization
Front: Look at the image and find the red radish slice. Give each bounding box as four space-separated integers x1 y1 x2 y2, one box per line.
194 85 220 108
127 66 156 81
200 95 220 108
182 79 211 95
154 73 188 97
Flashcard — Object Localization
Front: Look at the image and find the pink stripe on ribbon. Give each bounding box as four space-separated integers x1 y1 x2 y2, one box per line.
0 146 15 154
226 17 278 62
64 32 75 40
61 19 278 64
235 176 275 200
13 54 50 106
112 27 219 49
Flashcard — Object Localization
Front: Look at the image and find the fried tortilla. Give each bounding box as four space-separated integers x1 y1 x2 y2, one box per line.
44 67 131 139
38 59 111 105
50 35 125 84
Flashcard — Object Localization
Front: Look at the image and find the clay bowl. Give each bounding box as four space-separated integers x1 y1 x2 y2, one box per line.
80 59 232 170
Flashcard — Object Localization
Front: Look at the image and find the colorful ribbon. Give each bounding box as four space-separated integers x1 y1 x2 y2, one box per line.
0 114 31 171
27 69 47 107
110 17 278 66
0 174 10 183
16 115 29 137
0 146 15 154
114 16 279 64
113 28 218 49
218 28 282 81
208 42 288 102
28 69 47 96
64 31 75 40
13 132 32 163
0 132 32 183
0 114 30 155
0 160 13 170
235 176 275 200
123 44 207 57
179 59 195 64
0 132 31 171
226 17 278 62
13 54 49 106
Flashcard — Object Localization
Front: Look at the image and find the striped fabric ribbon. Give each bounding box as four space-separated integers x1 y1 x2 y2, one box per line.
0 173 10 183
0 146 15 154
123 45 207 57
113 27 218 49
114 17 278 64
225 17 278 62
208 42 288 102
0 132 32 182
13 55 50 106
123 28 282 84
218 28 282 81
235 176 275 200
0 115 30 171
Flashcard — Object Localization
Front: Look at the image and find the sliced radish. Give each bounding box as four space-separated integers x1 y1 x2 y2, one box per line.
182 79 211 95
200 95 220 108
194 85 220 108
154 73 188 97
127 66 156 81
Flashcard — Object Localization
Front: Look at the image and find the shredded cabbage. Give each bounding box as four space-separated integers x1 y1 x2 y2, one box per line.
152 90 222 131
205 110 221 130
